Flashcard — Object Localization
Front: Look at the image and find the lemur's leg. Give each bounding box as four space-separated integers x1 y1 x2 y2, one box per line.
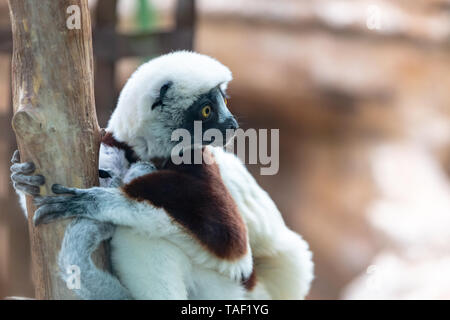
111 230 190 299
59 218 133 300
57 161 157 300
10 150 45 216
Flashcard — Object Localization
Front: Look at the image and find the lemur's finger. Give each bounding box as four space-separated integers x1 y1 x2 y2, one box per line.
14 183 40 196
11 173 45 186
33 195 72 206
33 204 68 226
10 162 35 174
11 150 20 163
51 184 80 195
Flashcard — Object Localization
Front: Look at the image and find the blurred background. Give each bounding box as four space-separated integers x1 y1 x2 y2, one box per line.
1 0 450 299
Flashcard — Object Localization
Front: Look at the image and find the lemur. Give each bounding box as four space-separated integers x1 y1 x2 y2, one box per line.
10 51 314 299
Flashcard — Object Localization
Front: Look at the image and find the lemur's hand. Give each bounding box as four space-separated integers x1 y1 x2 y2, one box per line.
10 150 45 196
33 184 100 226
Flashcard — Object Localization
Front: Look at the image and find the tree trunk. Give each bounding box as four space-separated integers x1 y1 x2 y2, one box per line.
8 0 105 299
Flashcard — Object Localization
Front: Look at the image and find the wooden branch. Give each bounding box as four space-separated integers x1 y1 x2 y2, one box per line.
8 0 105 299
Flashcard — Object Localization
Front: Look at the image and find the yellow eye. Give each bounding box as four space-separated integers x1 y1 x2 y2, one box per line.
201 105 212 118
224 97 228 105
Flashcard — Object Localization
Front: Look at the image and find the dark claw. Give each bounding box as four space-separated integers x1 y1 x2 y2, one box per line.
52 184 79 195
11 150 20 163
36 175 45 185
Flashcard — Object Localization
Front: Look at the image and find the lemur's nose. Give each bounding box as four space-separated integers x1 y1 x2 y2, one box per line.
227 117 239 130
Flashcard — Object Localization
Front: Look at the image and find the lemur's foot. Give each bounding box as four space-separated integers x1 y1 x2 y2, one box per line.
10 150 45 196
33 184 93 226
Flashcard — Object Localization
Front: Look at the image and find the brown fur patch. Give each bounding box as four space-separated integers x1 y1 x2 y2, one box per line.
242 268 257 291
122 148 248 260
102 131 138 164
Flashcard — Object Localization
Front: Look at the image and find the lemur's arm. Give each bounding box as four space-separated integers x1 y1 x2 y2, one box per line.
9 149 152 300
10 148 165 233
32 182 174 236
9 149 122 215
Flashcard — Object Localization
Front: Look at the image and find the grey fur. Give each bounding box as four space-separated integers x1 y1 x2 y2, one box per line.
123 161 156 184
58 218 132 300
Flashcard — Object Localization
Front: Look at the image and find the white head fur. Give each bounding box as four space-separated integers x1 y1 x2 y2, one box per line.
107 51 233 161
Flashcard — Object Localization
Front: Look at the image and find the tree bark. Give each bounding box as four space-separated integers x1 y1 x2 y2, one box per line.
8 0 105 299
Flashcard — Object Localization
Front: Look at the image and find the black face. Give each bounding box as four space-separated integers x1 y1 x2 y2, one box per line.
182 87 238 146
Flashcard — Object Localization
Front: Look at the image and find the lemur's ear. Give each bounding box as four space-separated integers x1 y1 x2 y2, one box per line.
151 81 173 110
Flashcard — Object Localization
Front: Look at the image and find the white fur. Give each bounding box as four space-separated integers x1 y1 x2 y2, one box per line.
99 145 130 187
16 190 28 217
111 229 192 299
111 227 250 300
209 146 314 299
107 51 232 160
